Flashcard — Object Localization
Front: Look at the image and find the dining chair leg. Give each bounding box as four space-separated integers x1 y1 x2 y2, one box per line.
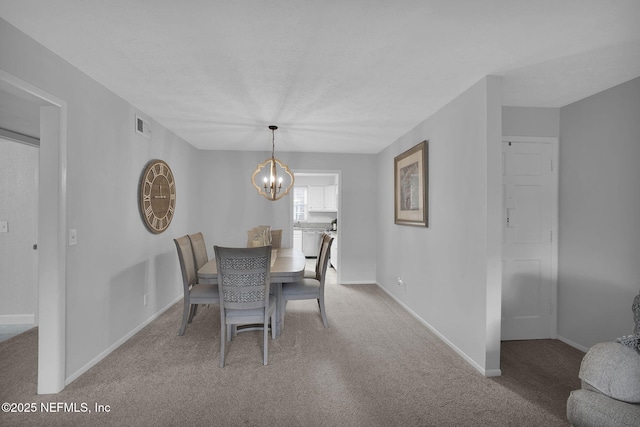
220 319 226 368
187 304 197 324
319 297 329 328
179 300 190 336
263 318 268 366
274 282 284 337
271 312 276 339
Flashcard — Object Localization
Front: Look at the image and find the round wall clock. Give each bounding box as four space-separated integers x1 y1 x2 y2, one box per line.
139 159 176 234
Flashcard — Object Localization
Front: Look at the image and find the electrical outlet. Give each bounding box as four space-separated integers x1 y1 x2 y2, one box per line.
397 277 404 287
143 294 148 306
0 221 7 233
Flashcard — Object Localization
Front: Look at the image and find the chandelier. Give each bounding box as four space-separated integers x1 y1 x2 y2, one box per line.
251 125 295 201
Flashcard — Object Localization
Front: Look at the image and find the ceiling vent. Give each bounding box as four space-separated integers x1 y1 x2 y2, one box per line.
135 114 151 138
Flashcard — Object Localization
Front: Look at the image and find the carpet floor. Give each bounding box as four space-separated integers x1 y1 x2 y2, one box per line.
0 268 584 426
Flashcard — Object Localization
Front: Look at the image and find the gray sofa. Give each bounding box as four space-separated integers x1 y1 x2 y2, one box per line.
567 342 640 426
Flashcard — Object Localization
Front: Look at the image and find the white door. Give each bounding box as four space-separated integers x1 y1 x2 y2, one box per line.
502 140 557 340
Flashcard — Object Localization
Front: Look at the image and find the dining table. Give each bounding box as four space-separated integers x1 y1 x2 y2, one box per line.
197 248 306 337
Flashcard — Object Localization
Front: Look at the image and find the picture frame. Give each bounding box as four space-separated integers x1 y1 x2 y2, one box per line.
394 140 428 227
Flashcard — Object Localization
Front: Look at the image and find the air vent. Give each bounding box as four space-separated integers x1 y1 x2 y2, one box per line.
135 114 151 138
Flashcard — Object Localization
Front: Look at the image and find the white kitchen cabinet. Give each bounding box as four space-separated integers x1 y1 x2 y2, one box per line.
324 185 337 211
293 229 303 252
308 186 325 211
308 184 337 212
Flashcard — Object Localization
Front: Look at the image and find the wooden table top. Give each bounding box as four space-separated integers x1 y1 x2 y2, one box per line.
197 248 306 282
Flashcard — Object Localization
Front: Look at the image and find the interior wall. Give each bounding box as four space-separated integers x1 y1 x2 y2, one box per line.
0 138 38 324
502 106 560 138
294 175 337 187
1 18 202 381
197 150 377 284
558 76 640 350
376 76 503 375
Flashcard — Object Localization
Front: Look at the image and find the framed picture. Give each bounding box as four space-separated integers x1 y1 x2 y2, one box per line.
394 140 428 227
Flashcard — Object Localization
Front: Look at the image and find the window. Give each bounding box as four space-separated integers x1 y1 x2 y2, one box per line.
293 186 307 221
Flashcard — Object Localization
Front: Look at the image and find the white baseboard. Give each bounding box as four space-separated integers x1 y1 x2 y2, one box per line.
339 281 376 285
0 314 35 325
557 335 590 353
374 282 500 377
65 295 182 386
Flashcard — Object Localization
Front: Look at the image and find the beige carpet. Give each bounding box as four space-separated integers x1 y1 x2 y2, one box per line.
0 268 584 426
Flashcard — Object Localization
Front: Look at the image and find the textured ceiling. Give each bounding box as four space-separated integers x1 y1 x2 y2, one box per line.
1 0 639 153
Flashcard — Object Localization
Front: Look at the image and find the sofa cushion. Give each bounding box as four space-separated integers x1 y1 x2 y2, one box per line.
579 342 640 403
567 389 640 427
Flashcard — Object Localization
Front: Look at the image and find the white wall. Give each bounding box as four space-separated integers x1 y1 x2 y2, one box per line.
502 106 559 138
0 138 38 324
558 77 640 349
197 150 377 284
376 76 503 375
1 18 202 381
294 175 337 187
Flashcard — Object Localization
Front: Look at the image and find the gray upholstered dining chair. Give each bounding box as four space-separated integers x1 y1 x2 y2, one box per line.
270 229 282 249
174 236 220 336
188 232 209 275
214 245 276 367
188 232 212 318
246 226 272 247
282 234 334 328
304 232 328 279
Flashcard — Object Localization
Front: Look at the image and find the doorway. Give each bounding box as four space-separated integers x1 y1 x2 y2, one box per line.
501 137 559 340
0 137 38 334
291 170 341 284
1 70 67 393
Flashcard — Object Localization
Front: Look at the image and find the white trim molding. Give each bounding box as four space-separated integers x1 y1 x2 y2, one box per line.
0 314 36 325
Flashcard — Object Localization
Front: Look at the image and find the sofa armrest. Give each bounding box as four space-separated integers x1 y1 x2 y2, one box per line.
579 342 640 403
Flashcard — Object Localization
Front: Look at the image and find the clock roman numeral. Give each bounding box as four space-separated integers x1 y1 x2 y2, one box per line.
145 205 154 218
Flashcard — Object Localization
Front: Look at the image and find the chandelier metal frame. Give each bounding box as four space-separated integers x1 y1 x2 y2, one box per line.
251 125 295 201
